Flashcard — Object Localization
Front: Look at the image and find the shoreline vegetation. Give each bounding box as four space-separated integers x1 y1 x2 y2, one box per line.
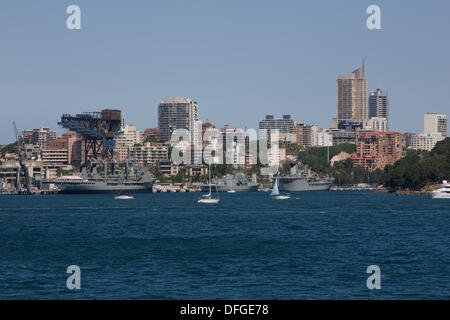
374 184 442 195
297 138 449 194
379 138 449 193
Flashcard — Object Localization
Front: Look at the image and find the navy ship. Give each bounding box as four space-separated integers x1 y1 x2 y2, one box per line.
43 165 155 194
278 161 334 192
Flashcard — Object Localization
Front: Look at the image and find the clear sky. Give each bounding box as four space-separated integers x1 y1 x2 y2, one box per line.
1 0 449 144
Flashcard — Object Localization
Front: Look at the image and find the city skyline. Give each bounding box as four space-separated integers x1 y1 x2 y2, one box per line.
1 1 450 144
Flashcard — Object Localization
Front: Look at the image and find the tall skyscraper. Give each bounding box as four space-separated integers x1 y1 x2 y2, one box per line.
369 88 389 121
158 97 199 143
334 63 368 128
424 113 447 137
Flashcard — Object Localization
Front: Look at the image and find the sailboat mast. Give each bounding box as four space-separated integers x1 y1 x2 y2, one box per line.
209 162 212 194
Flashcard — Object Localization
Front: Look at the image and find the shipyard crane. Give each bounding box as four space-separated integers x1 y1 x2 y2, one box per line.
13 122 31 192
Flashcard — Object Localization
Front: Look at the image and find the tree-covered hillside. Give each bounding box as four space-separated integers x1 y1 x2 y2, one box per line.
297 144 356 172
380 138 450 191
0 142 18 156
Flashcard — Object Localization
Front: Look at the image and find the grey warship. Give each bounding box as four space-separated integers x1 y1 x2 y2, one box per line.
44 164 155 194
278 161 334 192
51 109 155 194
200 173 260 192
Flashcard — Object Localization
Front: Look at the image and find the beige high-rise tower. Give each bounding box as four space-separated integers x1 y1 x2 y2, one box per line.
333 63 368 128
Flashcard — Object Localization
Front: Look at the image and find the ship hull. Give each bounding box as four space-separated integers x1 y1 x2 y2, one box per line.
52 181 154 194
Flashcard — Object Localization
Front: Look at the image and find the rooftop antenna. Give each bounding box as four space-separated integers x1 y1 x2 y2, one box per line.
362 57 365 76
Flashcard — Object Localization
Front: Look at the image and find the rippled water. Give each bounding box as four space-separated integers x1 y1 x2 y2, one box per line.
0 191 448 299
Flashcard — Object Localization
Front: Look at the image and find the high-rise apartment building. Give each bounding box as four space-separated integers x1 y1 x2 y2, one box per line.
259 115 294 141
22 128 57 148
334 64 368 128
424 113 447 137
158 97 199 143
369 89 388 121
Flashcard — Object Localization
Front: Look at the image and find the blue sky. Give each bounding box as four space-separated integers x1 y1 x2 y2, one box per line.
1 0 449 144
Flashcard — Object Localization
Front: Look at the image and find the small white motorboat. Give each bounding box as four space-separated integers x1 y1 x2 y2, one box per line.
115 194 134 200
227 189 236 193
430 180 450 199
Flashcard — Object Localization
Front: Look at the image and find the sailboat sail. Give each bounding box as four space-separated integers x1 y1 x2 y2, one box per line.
271 173 280 196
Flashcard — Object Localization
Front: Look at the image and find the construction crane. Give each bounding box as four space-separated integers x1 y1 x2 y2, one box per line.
13 122 31 192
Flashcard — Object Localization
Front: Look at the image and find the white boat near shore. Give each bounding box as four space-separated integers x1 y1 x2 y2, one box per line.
430 181 450 199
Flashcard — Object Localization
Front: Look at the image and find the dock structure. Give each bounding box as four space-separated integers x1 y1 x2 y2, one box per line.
58 109 123 167
0 189 59 195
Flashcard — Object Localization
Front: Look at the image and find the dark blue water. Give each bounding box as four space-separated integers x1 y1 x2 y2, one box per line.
0 191 449 299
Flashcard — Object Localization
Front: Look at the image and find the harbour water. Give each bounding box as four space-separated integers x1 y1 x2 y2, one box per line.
0 192 448 299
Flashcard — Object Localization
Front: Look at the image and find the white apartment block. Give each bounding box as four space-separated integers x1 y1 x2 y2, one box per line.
315 129 333 147
115 125 144 148
407 133 445 151
363 117 388 132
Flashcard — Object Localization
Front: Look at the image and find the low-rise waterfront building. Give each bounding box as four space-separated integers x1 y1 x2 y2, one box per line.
159 160 181 177
186 164 208 177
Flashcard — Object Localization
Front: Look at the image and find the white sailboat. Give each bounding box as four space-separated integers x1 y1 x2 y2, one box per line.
271 173 291 200
198 162 220 204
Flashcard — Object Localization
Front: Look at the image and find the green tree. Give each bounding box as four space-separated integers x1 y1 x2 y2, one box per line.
381 138 450 191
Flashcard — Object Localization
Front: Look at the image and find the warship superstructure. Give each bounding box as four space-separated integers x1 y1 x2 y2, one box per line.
278 161 334 191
